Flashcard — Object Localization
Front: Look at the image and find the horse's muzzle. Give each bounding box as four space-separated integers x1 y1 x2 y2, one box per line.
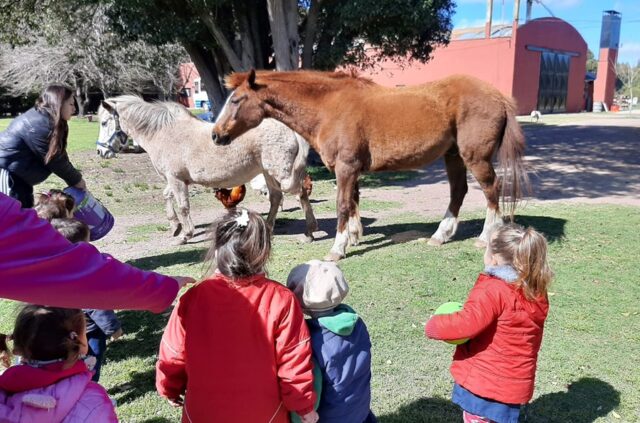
211 131 231 146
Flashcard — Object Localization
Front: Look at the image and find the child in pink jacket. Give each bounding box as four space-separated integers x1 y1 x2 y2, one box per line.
0 304 117 422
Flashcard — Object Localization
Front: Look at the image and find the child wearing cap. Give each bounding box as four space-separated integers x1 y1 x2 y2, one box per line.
287 260 377 423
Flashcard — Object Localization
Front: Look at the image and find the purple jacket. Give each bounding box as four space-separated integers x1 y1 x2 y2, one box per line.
0 362 117 422
0 193 178 312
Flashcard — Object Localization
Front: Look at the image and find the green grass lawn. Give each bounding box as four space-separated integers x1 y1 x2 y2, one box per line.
0 116 99 153
1 204 638 422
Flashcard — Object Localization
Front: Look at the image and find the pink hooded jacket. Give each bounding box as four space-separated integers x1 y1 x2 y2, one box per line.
0 361 117 422
0 193 178 312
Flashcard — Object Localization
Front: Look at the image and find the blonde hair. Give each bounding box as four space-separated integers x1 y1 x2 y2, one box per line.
204 208 271 280
489 223 553 300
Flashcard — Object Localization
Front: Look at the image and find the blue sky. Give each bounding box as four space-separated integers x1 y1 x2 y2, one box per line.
452 0 640 64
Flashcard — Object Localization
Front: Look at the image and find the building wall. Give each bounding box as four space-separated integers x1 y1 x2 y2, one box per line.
360 18 588 115
365 37 516 96
594 47 618 108
513 18 587 114
178 63 200 108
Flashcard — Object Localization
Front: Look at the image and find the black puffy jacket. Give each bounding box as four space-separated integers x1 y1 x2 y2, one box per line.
0 107 82 187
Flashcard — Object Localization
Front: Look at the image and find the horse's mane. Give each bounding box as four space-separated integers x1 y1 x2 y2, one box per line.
101 95 195 137
225 69 375 90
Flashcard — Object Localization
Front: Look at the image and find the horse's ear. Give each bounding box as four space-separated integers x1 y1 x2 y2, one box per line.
101 100 116 113
247 69 256 89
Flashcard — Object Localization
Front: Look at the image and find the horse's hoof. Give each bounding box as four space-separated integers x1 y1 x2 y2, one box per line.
171 237 188 246
428 237 444 246
171 223 183 237
323 252 344 262
474 239 487 249
301 234 314 244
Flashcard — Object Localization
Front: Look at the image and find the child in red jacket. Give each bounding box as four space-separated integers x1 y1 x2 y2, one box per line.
156 208 319 423
426 223 553 423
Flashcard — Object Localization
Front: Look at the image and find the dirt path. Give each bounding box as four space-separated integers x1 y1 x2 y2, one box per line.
91 113 640 260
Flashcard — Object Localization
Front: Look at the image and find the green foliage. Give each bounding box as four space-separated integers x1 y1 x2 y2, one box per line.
311 0 454 69
586 49 598 74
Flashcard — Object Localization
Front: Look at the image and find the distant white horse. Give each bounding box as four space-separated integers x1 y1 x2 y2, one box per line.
97 95 317 244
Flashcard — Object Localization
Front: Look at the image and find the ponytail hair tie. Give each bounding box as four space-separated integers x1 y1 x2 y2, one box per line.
235 209 250 228
69 331 78 340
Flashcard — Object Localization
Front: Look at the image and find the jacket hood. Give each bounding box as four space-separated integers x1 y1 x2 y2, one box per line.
0 365 93 422
317 304 359 336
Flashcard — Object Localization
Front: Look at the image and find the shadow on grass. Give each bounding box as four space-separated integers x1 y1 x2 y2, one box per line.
107 308 172 363
108 368 156 405
522 377 620 422
377 397 460 422
377 378 619 423
126 248 207 271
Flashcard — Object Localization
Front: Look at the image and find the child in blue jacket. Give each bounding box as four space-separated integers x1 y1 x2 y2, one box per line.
287 260 376 423
51 217 123 382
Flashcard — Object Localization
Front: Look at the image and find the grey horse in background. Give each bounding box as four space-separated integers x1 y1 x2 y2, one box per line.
97 95 317 244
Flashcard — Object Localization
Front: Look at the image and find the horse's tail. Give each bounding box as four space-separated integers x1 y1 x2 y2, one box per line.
498 97 530 219
279 132 310 193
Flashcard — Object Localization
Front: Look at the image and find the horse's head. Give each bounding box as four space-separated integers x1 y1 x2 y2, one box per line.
97 100 129 158
212 69 265 145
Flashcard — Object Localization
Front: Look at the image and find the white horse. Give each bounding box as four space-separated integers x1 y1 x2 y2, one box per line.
97 95 317 244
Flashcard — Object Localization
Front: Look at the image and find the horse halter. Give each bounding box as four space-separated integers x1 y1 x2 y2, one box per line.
97 110 128 157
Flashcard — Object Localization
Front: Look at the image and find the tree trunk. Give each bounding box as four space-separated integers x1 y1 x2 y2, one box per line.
301 0 322 69
233 0 260 69
183 42 226 114
266 0 299 70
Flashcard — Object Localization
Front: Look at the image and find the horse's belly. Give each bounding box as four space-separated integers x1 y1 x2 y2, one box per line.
368 136 453 172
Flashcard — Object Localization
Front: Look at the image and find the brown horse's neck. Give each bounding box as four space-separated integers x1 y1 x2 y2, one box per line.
257 78 337 146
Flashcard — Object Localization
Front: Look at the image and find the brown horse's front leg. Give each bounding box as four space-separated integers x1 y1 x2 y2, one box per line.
325 163 360 261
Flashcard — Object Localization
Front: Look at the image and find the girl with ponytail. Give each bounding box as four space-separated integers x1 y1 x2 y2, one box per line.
426 223 553 423
0 305 116 422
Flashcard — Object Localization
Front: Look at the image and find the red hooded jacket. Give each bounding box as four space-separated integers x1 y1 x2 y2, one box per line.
156 273 316 422
425 273 549 404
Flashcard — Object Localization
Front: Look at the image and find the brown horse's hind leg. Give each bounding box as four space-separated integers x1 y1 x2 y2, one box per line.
325 162 360 261
466 159 502 248
163 184 182 237
429 149 468 246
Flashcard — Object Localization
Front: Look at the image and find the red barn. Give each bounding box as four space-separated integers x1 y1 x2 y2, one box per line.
360 2 619 115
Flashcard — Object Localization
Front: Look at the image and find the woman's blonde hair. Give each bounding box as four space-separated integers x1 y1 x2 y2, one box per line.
489 223 553 300
204 207 271 280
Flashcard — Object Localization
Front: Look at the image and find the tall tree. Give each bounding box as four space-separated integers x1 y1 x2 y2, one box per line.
0 0 454 112
616 61 640 110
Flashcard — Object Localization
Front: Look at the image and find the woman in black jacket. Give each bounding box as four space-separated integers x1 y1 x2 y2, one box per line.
0 85 87 208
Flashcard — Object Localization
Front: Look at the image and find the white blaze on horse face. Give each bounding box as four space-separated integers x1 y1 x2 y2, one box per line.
432 209 459 243
478 207 503 243
214 91 235 124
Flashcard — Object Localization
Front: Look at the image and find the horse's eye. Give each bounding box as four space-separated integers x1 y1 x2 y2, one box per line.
101 121 108 127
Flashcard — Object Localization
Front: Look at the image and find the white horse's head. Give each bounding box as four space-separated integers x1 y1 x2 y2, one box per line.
97 100 129 158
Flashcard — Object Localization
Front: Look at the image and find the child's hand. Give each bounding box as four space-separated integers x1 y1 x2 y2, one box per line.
174 276 196 289
110 328 124 341
300 411 319 423
167 397 183 407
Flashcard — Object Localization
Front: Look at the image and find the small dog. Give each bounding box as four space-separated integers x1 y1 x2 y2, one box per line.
530 110 542 123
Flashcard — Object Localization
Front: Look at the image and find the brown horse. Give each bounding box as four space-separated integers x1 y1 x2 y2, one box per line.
212 70 528 261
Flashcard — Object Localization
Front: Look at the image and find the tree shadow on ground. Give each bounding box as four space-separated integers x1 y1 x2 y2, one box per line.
377 378 619 423
107 308 172 363
307 123 640 200
521 377 620 422
108 368 157 406
126 248 207 271
377 397 460 422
